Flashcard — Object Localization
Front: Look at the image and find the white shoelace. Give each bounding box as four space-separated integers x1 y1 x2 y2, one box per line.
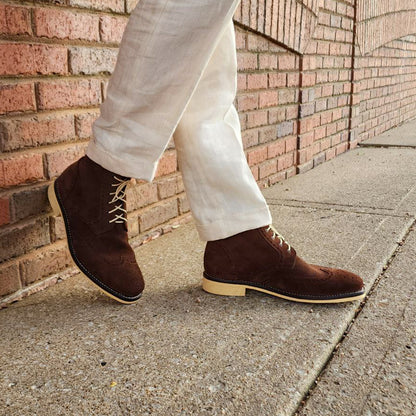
108 176 132 224
266 224 291 253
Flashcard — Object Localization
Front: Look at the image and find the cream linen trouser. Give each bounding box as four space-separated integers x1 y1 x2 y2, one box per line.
85 0 272 241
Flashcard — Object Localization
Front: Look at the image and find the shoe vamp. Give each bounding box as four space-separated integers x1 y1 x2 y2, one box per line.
261 259 357 296
67 216 137 267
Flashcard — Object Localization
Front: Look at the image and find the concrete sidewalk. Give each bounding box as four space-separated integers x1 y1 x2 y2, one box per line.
1 122 415 415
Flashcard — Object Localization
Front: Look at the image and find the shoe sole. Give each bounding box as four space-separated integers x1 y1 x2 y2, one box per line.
202 275 365 304
48 179 142 305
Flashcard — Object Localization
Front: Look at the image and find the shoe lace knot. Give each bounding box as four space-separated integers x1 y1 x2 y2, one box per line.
108 176 135 224
266 224 291 253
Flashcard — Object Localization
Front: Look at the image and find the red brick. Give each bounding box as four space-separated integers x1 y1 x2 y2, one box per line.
326 122 337 136
278 153 295 171
268 108 286 125
336 142 348 155
0 218 50 262
20 242 73 286
237 52 258 70
75 112 98 139
286 105 298 120
126 182 158 211
0 153 44 188
268 141 285 158
247 73 268 90
178 194 190 214
259 54 278 70
237 74 247 91
287 73 299 87
0 4 31 35
0 83 36 115
100 15 128 43
259 90 278 108
278 55 296 70
277 120 294 137
50 216 66 243
326 147 336 160
45 144 86 179
247 33 269 51
139 199 178 232
268 171 286 185
0 262 21 297
235 29 246 50
297 147 314 165
314 126 326 141
285 136 297 152
69 47 118 75
246 110 268 128
69 0 124 13
298 131 314 149
258 126 276 144
37 79 101 110
0 114 75 151
247 146 268 165
10 184 49 222
155 151 177 177
157 176 178 199
34 8 99 41
259 159 277 179
242 129 259 148
237 93 258 111
241 0 250 26
0 44 67 76
268 73 286 88
302 72 316 87
0 197 10 226
278 89 296 105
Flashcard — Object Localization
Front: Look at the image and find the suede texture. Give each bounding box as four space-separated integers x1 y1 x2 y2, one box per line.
204 226 364 300
55 155 144 301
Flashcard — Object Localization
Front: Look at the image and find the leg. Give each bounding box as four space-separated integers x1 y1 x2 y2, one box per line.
86 0 242 181
170 20 364 303
48 0 246 304
173 19 272 241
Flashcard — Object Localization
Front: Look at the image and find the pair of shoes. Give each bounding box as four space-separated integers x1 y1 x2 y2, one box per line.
48 156 364 304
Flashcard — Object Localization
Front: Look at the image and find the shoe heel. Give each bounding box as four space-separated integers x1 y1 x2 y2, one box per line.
202 277 246 296
48 180 62 217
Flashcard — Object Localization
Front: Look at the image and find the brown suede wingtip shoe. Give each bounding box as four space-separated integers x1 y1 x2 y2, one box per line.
48 155 144 304
203 225 365 304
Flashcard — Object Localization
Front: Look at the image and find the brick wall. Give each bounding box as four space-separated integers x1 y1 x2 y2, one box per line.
1 0 416 304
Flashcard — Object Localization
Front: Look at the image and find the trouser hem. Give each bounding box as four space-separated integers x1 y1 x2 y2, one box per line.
196 206 272 241
85 140 156 181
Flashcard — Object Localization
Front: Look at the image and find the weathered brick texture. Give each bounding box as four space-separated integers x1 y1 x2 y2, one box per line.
1 0 416 303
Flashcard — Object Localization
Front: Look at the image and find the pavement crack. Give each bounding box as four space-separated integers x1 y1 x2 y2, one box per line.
292 219 416 416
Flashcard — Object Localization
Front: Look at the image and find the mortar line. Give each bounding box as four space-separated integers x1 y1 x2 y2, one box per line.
292 218 416 416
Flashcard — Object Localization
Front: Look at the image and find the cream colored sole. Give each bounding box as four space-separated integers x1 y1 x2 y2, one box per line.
48 180 62 217
202 277 365 304
48 180 140 305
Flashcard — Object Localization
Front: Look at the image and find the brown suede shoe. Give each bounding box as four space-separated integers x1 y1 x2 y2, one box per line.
203 225 365 303
48 155 144 304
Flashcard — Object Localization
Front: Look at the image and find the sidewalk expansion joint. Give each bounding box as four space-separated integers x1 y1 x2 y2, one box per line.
268 199 412 219
359 144 416 149
292 217 416 416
